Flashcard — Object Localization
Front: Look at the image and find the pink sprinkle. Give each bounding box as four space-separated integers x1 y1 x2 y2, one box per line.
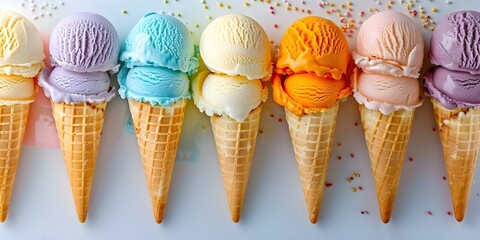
271 11 275 14
350 153 355 158
337 156 342 160
358 186 363 191
447 211 452 216
278 118 283 123
337 142 342 147
345 12 351 17
427 211 433 216
361 211 365 214
319 3 324 7
270 6 273 9
442 176 446 181
359 11 365 16
331 8 336 12
409 157 414 162
412 10 417 16
270 114 274 118
432 127 437 132
354 122 358 126
365 210 369 214
340 18 346 23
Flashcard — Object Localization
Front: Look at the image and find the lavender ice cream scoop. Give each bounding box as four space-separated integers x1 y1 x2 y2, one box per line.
429 11 480 74
424 67 480 109
39 68 115 104
49 12 120 73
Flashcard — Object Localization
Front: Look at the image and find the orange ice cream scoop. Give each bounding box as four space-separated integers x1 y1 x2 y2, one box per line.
276 16 349 80
273 73 351 116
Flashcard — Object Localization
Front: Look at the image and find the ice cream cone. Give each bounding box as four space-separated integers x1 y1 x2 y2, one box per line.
210 106 262 223
284 102 339 224
128 99 187 224
359 105 414 223
0 104 29 222
431 99 480 222
51 101 107 223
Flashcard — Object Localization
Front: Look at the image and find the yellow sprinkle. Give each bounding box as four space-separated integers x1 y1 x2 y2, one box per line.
340 4 345 8
207 15 212 19
325 10 330 14
194 24 199 28
164 0 168 3
346 179 351 183
337 13 342 17
203 5 208 9
218 2 223 7
293 6 298 10
347 1 352 6
275 2 280 6
266 0 271 3
430 27 435 31
285 6 290 10
226 5 231 9
420 9 425 14
432 8 438 12
244 2 250 6
177 13 182 17
329 3 335 7
121 9 127 14
352 188 357 192
387 5 391 9
201 126 206 131
348 7 353 11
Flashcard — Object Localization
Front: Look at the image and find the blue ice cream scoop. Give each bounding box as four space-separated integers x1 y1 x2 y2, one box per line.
120 13 198 74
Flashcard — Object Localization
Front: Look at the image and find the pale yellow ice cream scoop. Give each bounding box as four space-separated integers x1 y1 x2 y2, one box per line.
0 11 44 78
200 14 272 80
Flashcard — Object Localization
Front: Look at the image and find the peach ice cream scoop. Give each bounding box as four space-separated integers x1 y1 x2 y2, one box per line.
353 10 424 78
276 16 349 80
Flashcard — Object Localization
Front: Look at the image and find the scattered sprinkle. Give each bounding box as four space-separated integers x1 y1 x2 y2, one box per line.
427 210 433 216
442 176 446 181
352 187 357 192
409 157 414 162
447 211 452 216
121 9 127 14
358 186 363 190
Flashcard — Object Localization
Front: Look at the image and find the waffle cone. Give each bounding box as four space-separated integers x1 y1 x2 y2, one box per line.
210 106 262 223
359 105 414 223
284 102 339 224
0 104 29 222
431 99 480 222
128 99 186 224
51 101 107 223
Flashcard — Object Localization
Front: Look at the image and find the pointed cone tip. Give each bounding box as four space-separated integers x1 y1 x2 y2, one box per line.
231 214 240 223
455 212 464 222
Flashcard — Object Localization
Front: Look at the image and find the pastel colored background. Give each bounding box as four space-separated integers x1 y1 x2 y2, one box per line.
1 0 480 239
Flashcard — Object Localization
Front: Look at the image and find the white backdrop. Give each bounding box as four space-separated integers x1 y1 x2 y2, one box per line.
1 0 480 239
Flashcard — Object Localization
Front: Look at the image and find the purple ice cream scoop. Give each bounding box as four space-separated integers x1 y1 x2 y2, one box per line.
39 67 115 104
429 11 480 75
424 67 480 109
49 12 120 73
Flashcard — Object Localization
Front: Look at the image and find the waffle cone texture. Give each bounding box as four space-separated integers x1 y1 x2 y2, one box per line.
210 106 262 223
359 105 414 223
284 102 339 224
51 101 107 223
431 99 480 222
0 104 29 222
128 99 186 224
